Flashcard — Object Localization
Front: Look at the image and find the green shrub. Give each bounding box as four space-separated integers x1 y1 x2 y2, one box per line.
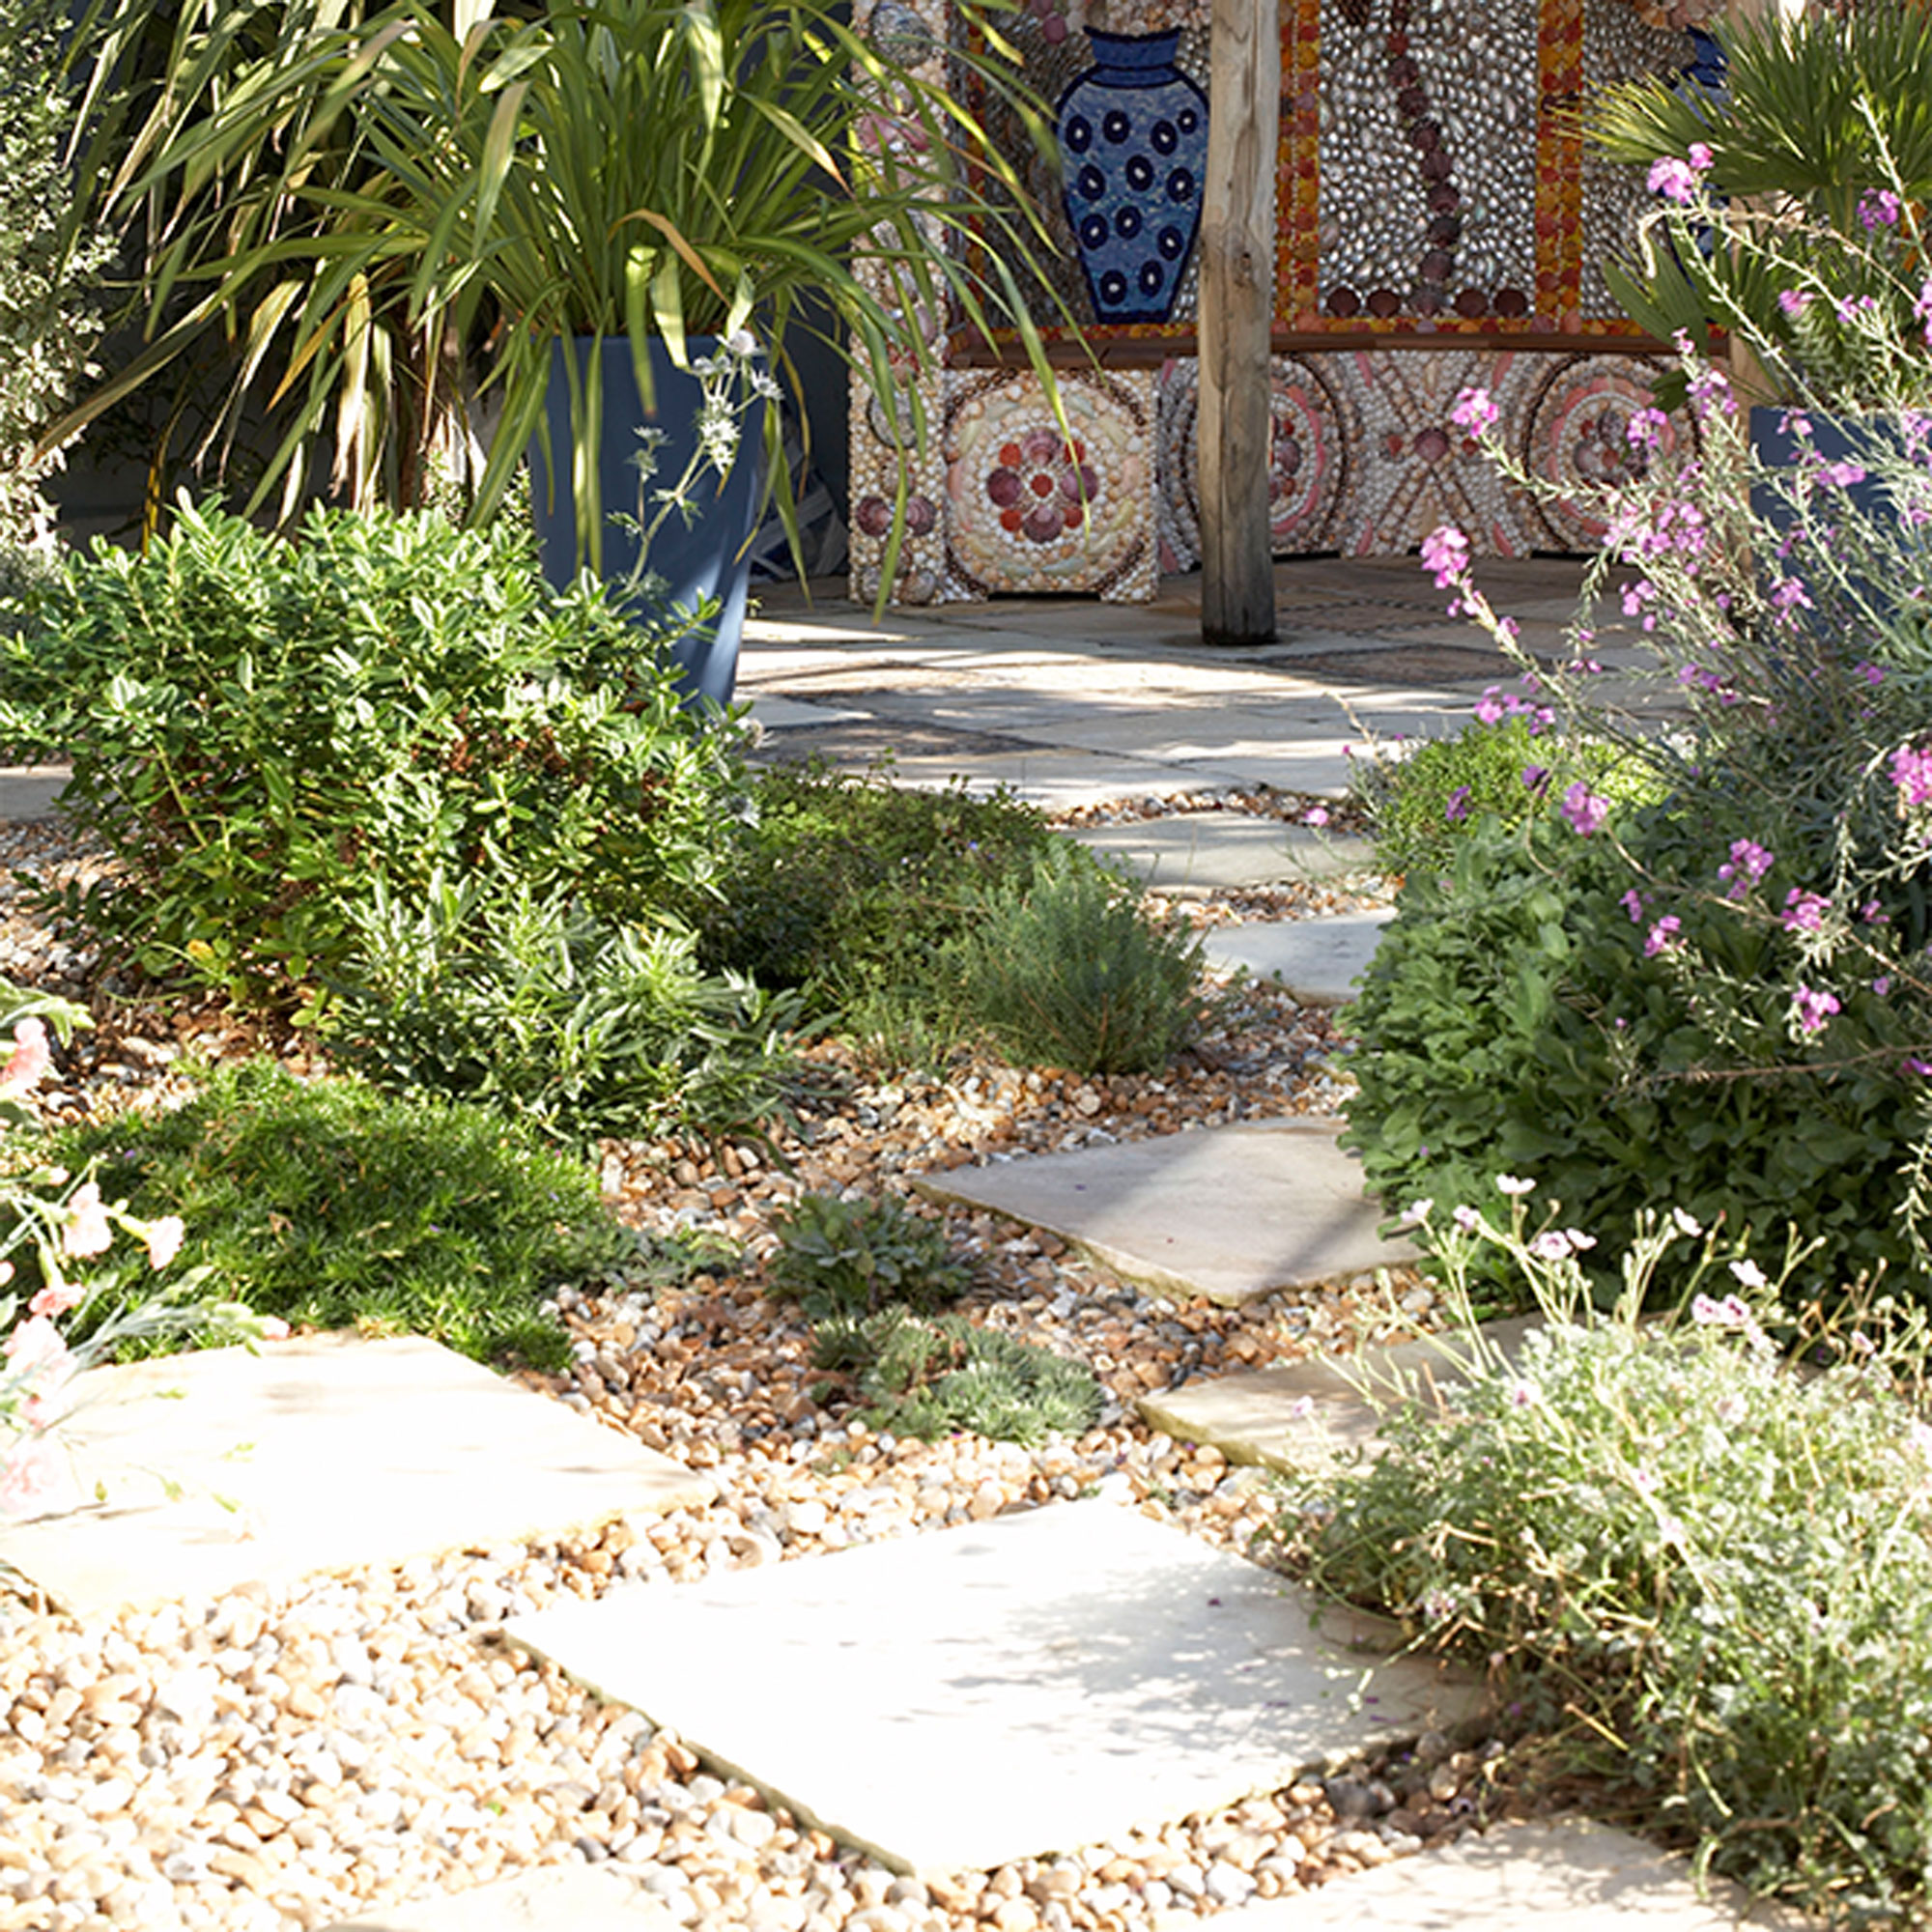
1355 705 1659 880
811 1309 1102 1445
323 875 799 1146
767 1190 967 1321
951 845 1210 1075
1266 1207 1932 1923
42 1061 635 1367
0 498 746 1013
696 760 1062 1019
1343 803 1930 1305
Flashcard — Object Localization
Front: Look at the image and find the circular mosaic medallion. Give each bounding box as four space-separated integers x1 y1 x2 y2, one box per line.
1521 354 1687 548
944 371 1151 596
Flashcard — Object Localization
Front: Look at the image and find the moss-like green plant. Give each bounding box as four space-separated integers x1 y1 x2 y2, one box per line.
811 1310 1102 1446
41 1061 637 1368
767 1190 967 1321
951 845 1210 1075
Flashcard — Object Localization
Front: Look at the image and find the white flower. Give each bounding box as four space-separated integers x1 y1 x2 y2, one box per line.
1729 1259 1769 1291
1452 1205 1481 1234
1671 1208 1703 1237
1400 1198 1434 1227
1495 1175 1536 1197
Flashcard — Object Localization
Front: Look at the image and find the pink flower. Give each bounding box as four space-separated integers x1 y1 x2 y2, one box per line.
27 1280 81 1319
1859 187 1902 230
144 1217 185 1271
1450 386 1498 436
1452 1206 1481 1233
1626 407 1669 450
1781 888 1830 933
1622 889 1646 924
259 1318 291 1341
1891 743 1932 807
0 1018 49 1100
1444 785 1471 824
1791 983 1840 1035
3 1315 71 1388
1647 156 1698 204
1777 289 1812 318
1561 782 1609 837
1691 1291 1753 1326
0 1432 73 1520
1419 524 1469 590
1718 838 1774 898
1687 142 1714 174
1302 806 1329 828
60 1181 111 1261
1644 916 1682 956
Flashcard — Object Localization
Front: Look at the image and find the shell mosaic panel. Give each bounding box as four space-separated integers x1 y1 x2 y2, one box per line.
941 368 1157 601
962 0 1690 347
1154 347 1684 563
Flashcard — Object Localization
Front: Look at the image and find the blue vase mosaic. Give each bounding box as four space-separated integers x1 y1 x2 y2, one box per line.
1057 29 1208 327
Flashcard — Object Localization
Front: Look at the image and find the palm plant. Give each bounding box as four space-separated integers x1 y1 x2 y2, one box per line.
1590 0 1932 407
48 0 1065 568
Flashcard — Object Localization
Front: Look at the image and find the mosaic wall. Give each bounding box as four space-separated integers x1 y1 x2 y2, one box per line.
847 0 1704 602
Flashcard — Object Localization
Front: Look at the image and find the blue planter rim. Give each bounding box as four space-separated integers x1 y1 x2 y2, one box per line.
1082 27 1183 76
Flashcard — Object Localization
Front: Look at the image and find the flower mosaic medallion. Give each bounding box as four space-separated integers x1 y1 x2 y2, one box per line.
943 369 1157 600
1518 353 1690 549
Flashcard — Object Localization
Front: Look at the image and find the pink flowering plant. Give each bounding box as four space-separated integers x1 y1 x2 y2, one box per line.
1593 3 1932 412
1264 1190 1932 1921
1345 304 1932 1301
0 993 280 1522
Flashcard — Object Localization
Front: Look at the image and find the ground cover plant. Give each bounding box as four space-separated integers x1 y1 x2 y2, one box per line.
766 1189 968 1321
810 1309 1103 1447
696 759 1064 1015
1264 1196 1932 1925
1345 238 1932 1307
35 1060 639 1370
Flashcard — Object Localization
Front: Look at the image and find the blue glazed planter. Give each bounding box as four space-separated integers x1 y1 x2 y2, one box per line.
1057 30 1208 326
528 336 769 713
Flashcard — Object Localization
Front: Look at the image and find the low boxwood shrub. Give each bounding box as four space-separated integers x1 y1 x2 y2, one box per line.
0 498 745 1014
39 1060 636 1367
1265 1205 1932 1923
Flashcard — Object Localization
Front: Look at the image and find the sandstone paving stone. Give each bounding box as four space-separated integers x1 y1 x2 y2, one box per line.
0 766 68 822
1 1332 713 1619
1180 1819 1808 1930
1066 815 1378 891
1138 1319 1541 1473
1202 913 1392 1006
321 1866 683 1931
917 1120 1414 1307
504 1500 1480 1877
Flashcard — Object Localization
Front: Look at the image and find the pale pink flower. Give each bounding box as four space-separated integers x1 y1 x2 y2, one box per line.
0 1018 49 1099
1496 1175 1536 1197
259 1318 291 1341
60 1181 111 1261
3 1315 71 1386
27 1279 82 1319
144 1217 186 1271
1450 386 1499 437
0 1432 73 1520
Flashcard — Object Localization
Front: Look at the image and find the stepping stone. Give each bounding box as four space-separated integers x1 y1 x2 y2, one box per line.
1203 911 1392 1007
742 695 871 731
3 1333 712 1619
505 1501 1480 1876
1066 813 1378 892
1196 1817 1807 1929
918 1119 1413 1307
0 765 69 822
1138 1319 1540 1474
322 1868 679 1931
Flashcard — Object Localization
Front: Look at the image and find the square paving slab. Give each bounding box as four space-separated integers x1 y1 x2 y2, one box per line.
1139 1319 1540 1474
1 1333 712 1619
1207 1819 1806 1930
504 1501 1478 1876
1202 912 1392 1007
1066 815 1378 891
918 1120 1413 1306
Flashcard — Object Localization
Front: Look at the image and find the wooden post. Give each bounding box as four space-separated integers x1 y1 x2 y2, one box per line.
1198 0 1279 646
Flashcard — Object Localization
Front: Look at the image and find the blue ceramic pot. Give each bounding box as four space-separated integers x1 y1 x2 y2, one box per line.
1057 30 1208 326
528 336 769 712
